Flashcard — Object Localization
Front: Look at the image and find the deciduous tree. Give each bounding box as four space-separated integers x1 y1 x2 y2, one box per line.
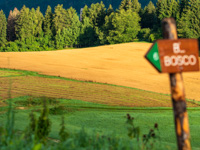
107 9 141 44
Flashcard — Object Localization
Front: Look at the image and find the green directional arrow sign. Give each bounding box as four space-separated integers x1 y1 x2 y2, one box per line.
145 42 162 72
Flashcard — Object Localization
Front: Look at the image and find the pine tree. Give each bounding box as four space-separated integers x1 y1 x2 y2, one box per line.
119 0 133 11
0 10 7 46
101 12 115 44
178 0 200 39
7 8 20 41
141 1 156 28
43 5 53 37
63 13 81 48
15 5 33 42
107 4 114 16
88 2 107 28
66 7 78 27
52 4 68 33
180 0 189 15
81 5 89 22
156 0 180 22
132 0 141 12
35 7 44 37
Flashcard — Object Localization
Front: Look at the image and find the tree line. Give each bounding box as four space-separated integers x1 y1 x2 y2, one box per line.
0 0 157 17
0 0 199 52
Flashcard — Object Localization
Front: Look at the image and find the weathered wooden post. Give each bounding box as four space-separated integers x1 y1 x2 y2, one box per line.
145 17 199 150
162 18 191 150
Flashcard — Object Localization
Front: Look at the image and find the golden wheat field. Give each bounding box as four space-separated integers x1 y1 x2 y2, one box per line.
0 42 200 101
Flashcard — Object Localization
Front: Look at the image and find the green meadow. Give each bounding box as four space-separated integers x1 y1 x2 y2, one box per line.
0 69 200 149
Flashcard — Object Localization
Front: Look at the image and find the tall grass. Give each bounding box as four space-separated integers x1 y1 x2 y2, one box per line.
0 96 169 150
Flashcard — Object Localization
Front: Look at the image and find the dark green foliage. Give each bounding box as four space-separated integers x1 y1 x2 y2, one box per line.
0 1 199 52
15 5 33 42
35 98 51 143
59 116 69 142
7 8 20 41
49 106 76 115
79 17 97 47
106 9 141 44
34 7 44 37
0 10 7 46
81 5 89 22
178 0 200 39
107 4 114 16
156 0 180 22
180 0 189 15
132 0 142 12
88 2 107 28
141 1 157 29
52 4 68 33
14 96 59 106
43 5 53 37
0 0 158 17
29 111 37 133
138 28 151 41
119 0 133 11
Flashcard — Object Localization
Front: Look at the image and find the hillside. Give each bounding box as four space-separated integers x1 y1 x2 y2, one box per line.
0 0 157 16
0 42 200 101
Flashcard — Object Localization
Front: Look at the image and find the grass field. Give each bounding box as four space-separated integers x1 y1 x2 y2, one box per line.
0 69 200 149
1 97 200 149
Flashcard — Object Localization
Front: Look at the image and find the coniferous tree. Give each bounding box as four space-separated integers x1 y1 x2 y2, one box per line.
88 2 107 28
107 4 114 16
178 0 200 39
52 4 68 33
119 0 133 11
132 0 141 12
156 0 180 22
54 7 81 49
180 0 189 15
35 7 44 37
141 1 156 28
63 12 81 48
0 10 7 46
7 8 20 41
81 5 89 22
55 29 64 49
43 5 53 38
15 5 33 42
65 7 78 27
101 11 115 44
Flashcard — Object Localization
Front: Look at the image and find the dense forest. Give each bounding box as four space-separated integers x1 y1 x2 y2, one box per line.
0 0 199 52
0 0 158 17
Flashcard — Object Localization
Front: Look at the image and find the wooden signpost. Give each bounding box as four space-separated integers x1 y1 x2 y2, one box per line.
145 18 199 150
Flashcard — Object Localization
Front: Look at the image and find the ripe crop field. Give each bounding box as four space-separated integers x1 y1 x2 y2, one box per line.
0 42 200 101
1 42 200 149
0 69 199 107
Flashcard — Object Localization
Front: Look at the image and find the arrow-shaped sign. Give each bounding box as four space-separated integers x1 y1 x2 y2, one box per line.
145 39 199 73
145 42 162 72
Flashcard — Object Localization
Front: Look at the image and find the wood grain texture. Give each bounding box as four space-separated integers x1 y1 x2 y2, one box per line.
162 18 191 150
